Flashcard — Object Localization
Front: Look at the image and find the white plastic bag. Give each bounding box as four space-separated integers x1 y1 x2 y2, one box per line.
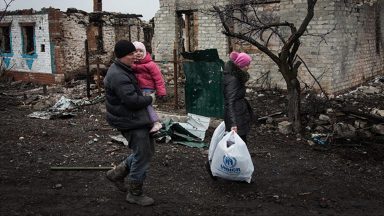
208 121 226 162
210 131 254 183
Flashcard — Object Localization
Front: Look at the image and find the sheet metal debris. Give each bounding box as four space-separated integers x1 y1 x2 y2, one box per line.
155 113 210 148
107 113 210 148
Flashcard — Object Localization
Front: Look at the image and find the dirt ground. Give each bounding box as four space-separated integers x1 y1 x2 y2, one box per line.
0 80 384 216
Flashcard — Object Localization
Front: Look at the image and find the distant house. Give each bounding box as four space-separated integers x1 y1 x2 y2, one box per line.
152 0 384 93
0 0 153 84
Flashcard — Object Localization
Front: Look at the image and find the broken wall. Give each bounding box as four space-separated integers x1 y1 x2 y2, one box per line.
153 0 384 94
231 2 282 89
261 0 384 93
60 11 88 80
153 0 230 60
330 0 384 93
278 0 337 91
48 9 66 83
153 0 178 61
1 9 151 83
1 13 55 83
60 11 149 80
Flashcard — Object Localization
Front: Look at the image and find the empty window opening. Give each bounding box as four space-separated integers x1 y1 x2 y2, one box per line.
0 25 11 53
41 44 45 52
21 25 35 55
87 23 104 53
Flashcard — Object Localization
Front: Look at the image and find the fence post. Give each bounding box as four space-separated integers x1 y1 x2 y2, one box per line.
85 40 91 98
96 57 101 95
173 46 178 108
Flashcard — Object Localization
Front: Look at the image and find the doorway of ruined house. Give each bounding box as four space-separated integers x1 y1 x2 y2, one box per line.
175 10 198 85
176 10 198 55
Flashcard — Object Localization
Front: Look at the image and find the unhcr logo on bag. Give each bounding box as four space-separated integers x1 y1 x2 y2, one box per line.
220 155 240 174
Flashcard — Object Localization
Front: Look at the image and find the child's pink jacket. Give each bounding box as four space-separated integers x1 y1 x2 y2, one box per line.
132 53 166 96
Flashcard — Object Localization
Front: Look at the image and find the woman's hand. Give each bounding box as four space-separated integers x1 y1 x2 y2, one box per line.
231 126 238 133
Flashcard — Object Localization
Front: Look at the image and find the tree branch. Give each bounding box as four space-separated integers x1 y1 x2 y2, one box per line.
214 5 281 64
297 55 329 100
0 0 14 22
284 0 317 52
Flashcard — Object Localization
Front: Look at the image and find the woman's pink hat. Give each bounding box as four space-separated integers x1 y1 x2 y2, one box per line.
230 51 252 68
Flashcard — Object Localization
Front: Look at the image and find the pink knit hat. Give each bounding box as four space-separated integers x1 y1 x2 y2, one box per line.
133 41 147 59
230 51 252 68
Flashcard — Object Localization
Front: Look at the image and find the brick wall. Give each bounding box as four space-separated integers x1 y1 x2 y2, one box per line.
60 12 88 79
152 0 178 61
196 1 230 60
60 12 148 80
1 14 53 74
153 0 384 93
48 9 65 77
277 0 337 91
5 70 55 84
330 0 384 93
2 10 150 83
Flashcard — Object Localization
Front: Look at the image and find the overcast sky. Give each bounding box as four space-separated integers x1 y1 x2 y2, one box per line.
2 0 160 21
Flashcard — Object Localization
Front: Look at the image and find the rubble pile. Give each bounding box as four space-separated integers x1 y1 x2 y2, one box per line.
254 76 384 145
2 75 383 147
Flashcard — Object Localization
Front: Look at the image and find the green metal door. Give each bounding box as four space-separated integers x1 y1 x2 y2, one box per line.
182 49 224 118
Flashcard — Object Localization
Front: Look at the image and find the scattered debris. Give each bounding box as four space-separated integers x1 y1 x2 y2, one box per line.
311 133 330 145
278 121 292 135
28 111 76 120
371 124 384 135
109 134 129 146
27 95 105 120
49 96 76 111
257 111 283 123
255 75 384 146
53 184 63 189
341 108 384 124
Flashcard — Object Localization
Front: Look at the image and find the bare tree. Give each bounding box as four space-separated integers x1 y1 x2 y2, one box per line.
213 0 317 132
0 0 15 77
0 0 14 21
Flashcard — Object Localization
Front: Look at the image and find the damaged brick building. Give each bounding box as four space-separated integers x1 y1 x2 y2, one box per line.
152 0 384 93
0 0 153 84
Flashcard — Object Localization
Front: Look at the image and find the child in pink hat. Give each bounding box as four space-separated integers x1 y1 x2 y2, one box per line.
132 41 166 133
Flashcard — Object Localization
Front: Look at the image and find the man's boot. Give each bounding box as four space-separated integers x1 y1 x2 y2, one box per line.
106 162 129 192
126 181 154 206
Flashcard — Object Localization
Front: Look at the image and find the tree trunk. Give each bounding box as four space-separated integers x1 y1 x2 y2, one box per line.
280 63 302 133
286 77 301 133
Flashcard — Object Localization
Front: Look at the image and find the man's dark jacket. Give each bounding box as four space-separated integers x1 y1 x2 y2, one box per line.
223 61 253 136
103 60 153 130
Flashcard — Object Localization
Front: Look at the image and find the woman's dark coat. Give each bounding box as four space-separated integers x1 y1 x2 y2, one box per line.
223 61 253 136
